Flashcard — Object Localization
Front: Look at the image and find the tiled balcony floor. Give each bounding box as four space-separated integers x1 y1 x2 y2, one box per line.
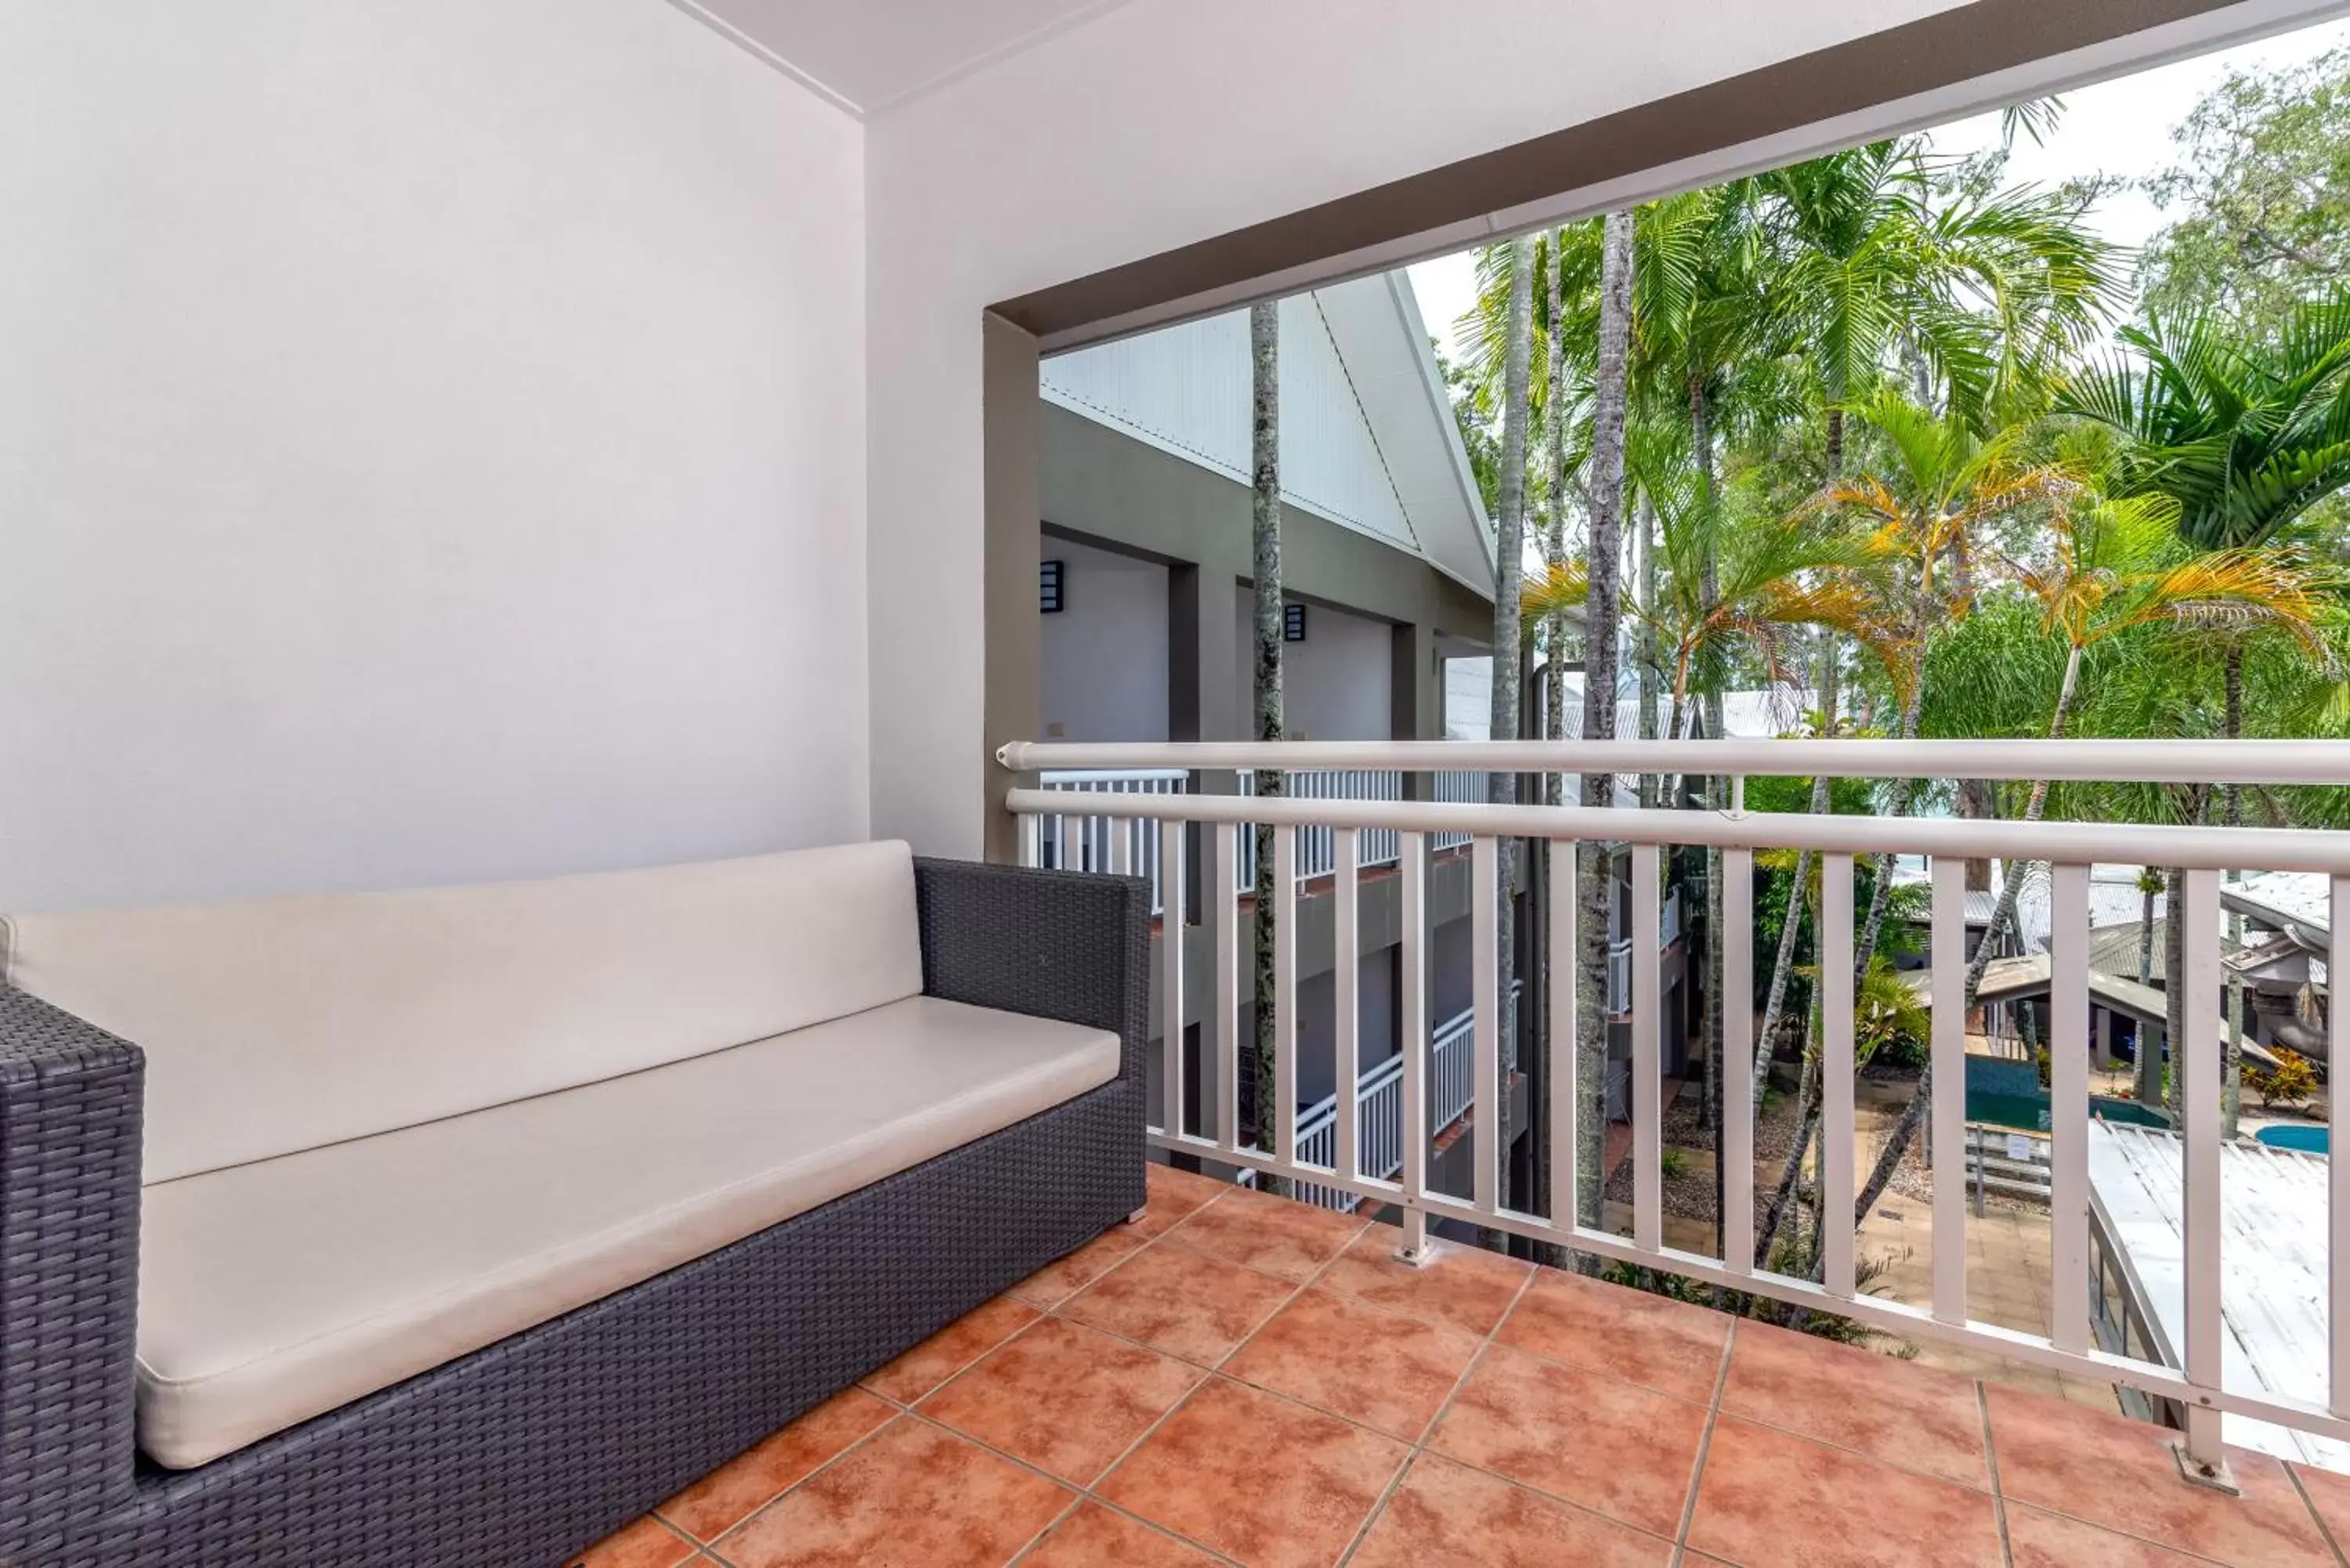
570 1165 2350 1568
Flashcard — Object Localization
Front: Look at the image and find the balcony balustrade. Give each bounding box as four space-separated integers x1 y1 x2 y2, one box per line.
1001 734 2350 1479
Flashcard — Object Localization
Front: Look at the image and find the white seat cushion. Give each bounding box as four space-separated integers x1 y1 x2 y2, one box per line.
133 995 1119 1469
3 842 925 1183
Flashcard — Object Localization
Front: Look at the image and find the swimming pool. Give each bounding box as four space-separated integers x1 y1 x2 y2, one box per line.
2255 1124 2330 1155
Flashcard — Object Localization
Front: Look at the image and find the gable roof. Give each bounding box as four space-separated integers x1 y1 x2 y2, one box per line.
1040 271 1495 596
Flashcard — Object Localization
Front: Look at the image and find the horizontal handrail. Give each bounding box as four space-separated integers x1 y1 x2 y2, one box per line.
1007 787 2350 876
999 737 2350 786
1011 761 2350 1470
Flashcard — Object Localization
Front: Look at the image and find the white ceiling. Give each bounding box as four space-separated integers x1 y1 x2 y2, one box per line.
673 0 1128 116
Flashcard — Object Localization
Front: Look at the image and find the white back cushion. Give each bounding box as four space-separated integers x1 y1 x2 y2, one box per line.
1 843 924 1183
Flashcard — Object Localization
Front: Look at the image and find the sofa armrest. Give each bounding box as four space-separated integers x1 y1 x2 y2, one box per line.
910 859 1149 1087
0 988 143 1555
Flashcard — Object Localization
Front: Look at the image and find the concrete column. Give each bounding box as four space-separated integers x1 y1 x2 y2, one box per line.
1391 621 1440 801
1169 563 1242 743
981 313 1042 864
2094 1006 2114 1070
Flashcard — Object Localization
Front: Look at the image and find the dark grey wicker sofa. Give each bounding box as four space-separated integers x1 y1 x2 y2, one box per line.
0 851 1146 1568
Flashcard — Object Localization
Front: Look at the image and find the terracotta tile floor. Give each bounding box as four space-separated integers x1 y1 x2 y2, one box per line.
569 1164 2350 1568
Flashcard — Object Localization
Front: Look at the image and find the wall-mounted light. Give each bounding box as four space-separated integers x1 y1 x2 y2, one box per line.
1284 602 1307 642
1039 559 1065 613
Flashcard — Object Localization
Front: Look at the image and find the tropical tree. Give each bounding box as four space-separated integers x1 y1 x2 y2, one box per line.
2138 45 2350 333
1248 301 1285 1194
2059 295 2350 556
1852 493 2335 1222
1573 210 1636 1244
2058 294 2350 1125
1743 142 2119 1110
1487 235 1538 1221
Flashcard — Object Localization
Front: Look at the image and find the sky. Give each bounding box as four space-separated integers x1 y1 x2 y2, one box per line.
1405 16 2350 367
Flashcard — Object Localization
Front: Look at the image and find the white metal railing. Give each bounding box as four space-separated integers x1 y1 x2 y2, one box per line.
1432 769 1483 850
1037 768 1187 912
1039 764 1573 905
1237 768 1404 889
1292 988 1509 1212
1002 736 2350 1476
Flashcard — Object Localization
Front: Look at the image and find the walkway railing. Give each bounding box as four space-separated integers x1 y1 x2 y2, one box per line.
1292 985 1514 1212
1000 735 2350 1476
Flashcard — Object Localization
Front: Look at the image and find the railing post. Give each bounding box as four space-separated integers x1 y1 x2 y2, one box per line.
1397 830 1431 1265
1821 853 1856 1299
1334 827 1361 1187
2177 869 2235 1490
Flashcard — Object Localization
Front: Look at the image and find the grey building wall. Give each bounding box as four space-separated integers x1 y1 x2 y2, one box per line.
1040 400 1489 750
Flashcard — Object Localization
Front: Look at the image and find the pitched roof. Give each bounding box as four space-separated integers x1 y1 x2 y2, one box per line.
2088 1122 2347 1472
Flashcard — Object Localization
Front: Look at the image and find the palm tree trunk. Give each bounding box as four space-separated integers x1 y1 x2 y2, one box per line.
1574 211 1636 1256
1489 237 1536 1223
1691 384 1724 1138
1850 677 1926 983
1853 645 2081 1230
1248 302 1286 1197
1543 229 1571 812
1754 636 1838 1101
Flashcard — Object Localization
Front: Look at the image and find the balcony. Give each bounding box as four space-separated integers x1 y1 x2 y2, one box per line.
573 1164 2347 1568
1001 735 2350 1500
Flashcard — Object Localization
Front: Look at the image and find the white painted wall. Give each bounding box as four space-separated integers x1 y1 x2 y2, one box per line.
1234 591 1392 743
866 0 2342 855
0 2 866 909
1039 540 1169 742
865 0 1990 855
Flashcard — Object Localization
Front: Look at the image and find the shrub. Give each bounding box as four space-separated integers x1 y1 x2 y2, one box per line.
2249 1048 2319 1110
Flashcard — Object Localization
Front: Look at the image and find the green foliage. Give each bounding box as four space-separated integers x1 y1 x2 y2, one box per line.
1856 958 1929 1069
2249 1048 2320 1109
2058 294 2350 552
1659 1147 1691 1180
2139 46 2350 334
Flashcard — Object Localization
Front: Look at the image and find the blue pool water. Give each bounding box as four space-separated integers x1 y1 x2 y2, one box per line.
2255 1125 2330 1155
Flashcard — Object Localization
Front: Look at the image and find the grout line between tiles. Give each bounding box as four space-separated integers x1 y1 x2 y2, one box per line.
1336 1254 1538 1566
1667 1313 1738 1565
2287 1463 2350 1568
1976 1381 2014 1568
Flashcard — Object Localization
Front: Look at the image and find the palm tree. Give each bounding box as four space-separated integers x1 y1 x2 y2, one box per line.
1808 393 2075 968
2059 294 2350 555
1852 496 2334 1226
1248 301 1285 1194
2058 292 2350 1128
1760 394 2071 1263
1488 236 1538 1221
1573 210 1636 1243
1744 142 2119 1102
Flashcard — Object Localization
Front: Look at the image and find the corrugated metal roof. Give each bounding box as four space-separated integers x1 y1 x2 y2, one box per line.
2086 917 2249 986
2087 1122 2346 1471
2229 872 2332 937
